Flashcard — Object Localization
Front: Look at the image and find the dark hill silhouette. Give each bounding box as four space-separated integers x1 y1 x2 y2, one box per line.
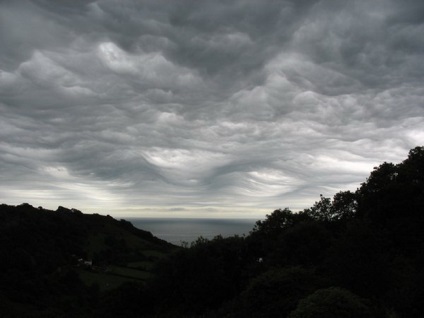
0 203 175 316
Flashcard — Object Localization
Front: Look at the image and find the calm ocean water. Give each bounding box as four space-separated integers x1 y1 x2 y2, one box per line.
128 218 257 245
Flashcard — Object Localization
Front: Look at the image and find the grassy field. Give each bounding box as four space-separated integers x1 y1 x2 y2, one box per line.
77 268 138 292
108 265 151 279
126 260 155 271
71 216 179 292
78 228 174 291
77 263 153 291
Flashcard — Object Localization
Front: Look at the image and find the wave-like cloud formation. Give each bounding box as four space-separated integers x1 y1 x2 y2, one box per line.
1 0 423 217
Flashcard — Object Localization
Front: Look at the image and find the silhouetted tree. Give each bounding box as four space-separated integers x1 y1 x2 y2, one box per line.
237 267 326 318
288 287 373 318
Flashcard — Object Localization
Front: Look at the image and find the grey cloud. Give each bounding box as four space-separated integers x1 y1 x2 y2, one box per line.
289 0 424 91
0 1 82 70
0 0 423 216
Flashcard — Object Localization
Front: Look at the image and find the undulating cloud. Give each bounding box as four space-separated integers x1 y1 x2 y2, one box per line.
1 0 423 217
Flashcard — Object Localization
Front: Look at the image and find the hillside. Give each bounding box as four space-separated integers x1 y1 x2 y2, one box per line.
0 204 176 317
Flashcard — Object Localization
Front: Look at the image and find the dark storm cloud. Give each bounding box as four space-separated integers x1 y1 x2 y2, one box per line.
0 0 423 216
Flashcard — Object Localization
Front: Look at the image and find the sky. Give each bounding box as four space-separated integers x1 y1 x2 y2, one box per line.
1 0 423 218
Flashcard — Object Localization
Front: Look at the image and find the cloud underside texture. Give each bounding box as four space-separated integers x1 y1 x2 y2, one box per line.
1 0 423 216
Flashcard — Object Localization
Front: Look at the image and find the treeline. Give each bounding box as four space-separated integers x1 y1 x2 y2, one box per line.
0 146 423 317
142 146 424 317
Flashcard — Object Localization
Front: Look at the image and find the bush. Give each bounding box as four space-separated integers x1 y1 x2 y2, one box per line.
237 267 325 318
288 287 372 318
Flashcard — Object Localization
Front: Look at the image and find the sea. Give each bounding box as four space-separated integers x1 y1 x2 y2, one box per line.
127 218 258 246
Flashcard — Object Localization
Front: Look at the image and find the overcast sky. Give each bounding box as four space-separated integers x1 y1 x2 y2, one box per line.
1 0 423 218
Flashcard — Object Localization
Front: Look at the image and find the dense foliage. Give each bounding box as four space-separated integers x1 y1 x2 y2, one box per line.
148 146 424 317
0 146 423 317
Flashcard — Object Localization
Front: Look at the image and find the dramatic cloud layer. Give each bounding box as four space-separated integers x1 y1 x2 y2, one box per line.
1 0 423 217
